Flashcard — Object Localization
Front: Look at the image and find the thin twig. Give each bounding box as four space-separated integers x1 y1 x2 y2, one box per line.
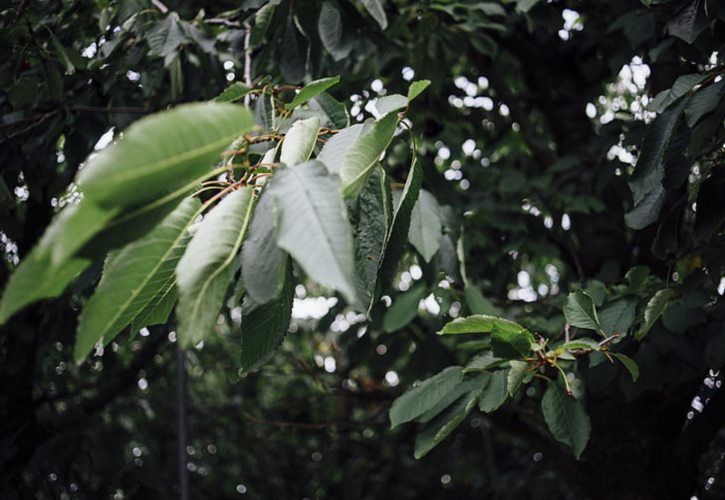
243 21 252 107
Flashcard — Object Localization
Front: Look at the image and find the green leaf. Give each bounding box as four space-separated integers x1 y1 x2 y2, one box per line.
464 286 498 315
665 0 708 44
146 13 186 58
463 351 500 373
130 281 177 334
408 189 443 262
491 324 535 359
479 370 508 412
74 198 201 362
268 161 357 304
635 288 675 340
629 99 686 205
374 94 408 115
382 284 425 332
176 188 255 348
541 380 591 459
214 82 252 103
685 80 724 127
598 298 636 336
77 103 254 209
407 80 431 102
310 92 350 129
360 0 388 29
318 1 351 61
516 0 541 13
390 366 463 429
507 361 529 396
563 290 604 336
649 73 708 113
280 116 320 166
438 314 527 336
340 111 398 198
249 2 277 48
280 17 308 83
560 338 601 351
240 259 294 371
624 184 666 230
318 124 365 175
414 391 477 459
349 166 391 308
286 76 341 111
612 353 639 382
46 200 117 266
376 157 422 289
241 190 286 305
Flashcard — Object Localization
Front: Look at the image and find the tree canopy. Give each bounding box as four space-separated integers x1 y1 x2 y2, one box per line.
1 0 725 499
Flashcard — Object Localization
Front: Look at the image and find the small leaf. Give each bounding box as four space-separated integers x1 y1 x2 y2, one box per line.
78 103 254 209
598 298 636 336
389 366 463 429
507 361 529 395
374 94 408 115
685 80 725 127
340 111 398 198
360 0 388 29
407 80 431 102
240 259 294 371
176 189 255 348
438 314 527 336
408 189 443 262
563 290 604 336
382 284 426 332
286 76 341 111
612 353 639 382
636 288 675 340
560 338 601 351
541 380 591 459
268 161 357 304
214 82 252 103
280 116 320 166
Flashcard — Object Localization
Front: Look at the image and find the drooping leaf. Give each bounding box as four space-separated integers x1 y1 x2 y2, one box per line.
414 391 477 459
130 280 177 333
241 189 286 305
340 111 398 198
635 288 675 340
77 103 254 209
280 116 320 166
286 76 341 111
250 2 277 48
240 259 294 371
598 298 636 336
74 198 201 362
349 166 391 309
267 161 357 304
407 80 431 102
507 361 529 396
360 0 388 29
318 3 351 61
389 366 463 429
377 158 422 293
612 353 639 382
176 188 255 348
408 189 443 262
464 286 498 315
563 290 605 336
280 17 308 83
541 380 591 459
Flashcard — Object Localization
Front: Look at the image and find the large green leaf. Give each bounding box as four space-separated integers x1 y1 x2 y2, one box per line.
130 280 177 333
408 189 443 262
340 111 398 198
286 76 341 111
48 200 118 266
241 189 286 305
635 288 675 340
382 284 426 333
685 80 725 127
280 116 320 166
77 102 254 209
74 198 201 362
541 380 591 459
360 0 388 29
240 259 294 371
318 2 351 61
176 188 255 348
267 161 357 304
563 290 605 336
491 325 535 359
389 366 463 429
478 370 508 412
